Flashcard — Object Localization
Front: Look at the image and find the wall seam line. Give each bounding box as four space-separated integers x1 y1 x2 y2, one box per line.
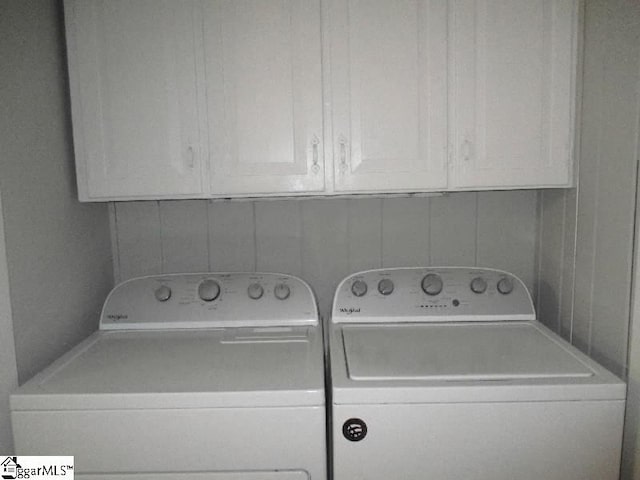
109 202 121 284
206 200 212 271
474 192 479 266
557 191 568 333
534 191 544 318
252 202 258 271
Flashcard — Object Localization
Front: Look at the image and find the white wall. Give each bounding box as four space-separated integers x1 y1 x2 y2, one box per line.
537 0 640 379
0 0 114 382
626 190 640 479
111 190 539 317
620 0 640 475
536 0 640 477
0 190 19 453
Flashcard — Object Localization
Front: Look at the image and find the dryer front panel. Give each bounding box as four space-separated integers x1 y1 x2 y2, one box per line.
13 407 326 478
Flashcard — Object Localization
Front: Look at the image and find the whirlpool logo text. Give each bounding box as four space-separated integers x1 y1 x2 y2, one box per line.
339 307 360 314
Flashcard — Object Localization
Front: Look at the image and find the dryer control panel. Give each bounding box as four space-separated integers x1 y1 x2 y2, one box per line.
332 267 535 323
100 272 318 330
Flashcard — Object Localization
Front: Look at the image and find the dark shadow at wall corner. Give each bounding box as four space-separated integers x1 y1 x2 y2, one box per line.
622 375 638 479
55 0 80 200
536 279 561 333
590 343 627 381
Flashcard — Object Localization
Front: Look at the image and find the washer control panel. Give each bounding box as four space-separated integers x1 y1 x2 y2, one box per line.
101 272 318 330
332 267 535 323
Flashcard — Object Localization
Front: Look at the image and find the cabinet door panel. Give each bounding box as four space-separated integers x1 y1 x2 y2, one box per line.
204 0 324 195
330 0 448 192
451 0 577 189
66 0 204 200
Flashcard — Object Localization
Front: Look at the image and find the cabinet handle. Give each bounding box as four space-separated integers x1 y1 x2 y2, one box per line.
461 139 472 163
339 136 349 173
311 136 320 174
186 145 195 169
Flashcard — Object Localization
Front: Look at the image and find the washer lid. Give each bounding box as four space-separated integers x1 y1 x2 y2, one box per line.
12 327 324 411
343 322 594 381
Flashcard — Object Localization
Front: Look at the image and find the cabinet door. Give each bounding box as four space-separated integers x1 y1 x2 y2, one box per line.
204 0 324 196
450 0 578 189
330 0 448 193
65 0 204 200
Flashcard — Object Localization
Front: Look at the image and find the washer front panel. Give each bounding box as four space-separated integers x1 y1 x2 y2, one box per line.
332 267 534 323
332 401 624 480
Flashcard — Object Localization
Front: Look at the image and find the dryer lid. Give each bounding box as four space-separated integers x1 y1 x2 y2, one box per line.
12 327 324 411
342 322 594 381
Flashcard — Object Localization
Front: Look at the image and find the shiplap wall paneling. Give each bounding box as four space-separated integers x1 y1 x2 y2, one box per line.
568 1 640 478
429 192 477 266
0 191 18 452
476 191 538 292
537 189 579 341
573 0 638 376
346 198 383 273
571 21 602 354
113 202 162 281
208 201 256 272
111 191 539 318
536 1 639 380
583 0 637 377
381 198 430 267
255 201 304 276
537 190 569 334
301 199 349 315
160 201 209 273
559 189 578 341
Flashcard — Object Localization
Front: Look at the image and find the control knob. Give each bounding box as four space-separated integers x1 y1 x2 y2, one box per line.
378 278 394 296
154 285 172 302
198 279 221 302
497 277 514 295
421 273 443 296
274 283 291 300
247 283 264 300
351 279 368 297
470 277 487 294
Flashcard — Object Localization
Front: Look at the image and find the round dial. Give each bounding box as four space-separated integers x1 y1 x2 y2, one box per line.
351 279 368 297
274 283 291 300
247 283 264 300
470 277 487 294
497 277 514 295
154 285 172 302
198 279 221 302
421 273 443 296
377 278 394 296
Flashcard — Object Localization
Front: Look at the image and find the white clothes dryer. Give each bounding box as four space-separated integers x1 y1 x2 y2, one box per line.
329 267 625 480
12 273 326 480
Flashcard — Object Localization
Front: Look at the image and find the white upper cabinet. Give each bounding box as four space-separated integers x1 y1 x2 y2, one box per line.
449 0 578 189
329 0 448 193
203 0 325 196
65 0 579 201
65 0 205 200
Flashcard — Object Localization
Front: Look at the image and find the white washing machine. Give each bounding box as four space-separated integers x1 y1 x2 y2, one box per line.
329 267 625 480
11 272 326 480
